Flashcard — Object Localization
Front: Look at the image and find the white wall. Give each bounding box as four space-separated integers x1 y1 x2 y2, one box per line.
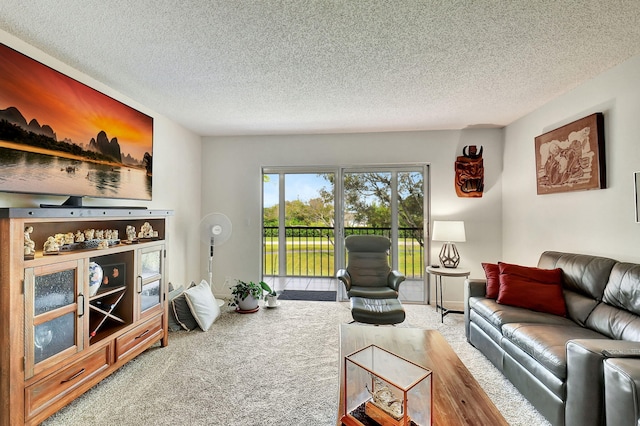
202 129 504 302
0 30 203 287
503 55 640 265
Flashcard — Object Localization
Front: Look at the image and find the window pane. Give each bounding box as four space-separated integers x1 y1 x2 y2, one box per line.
141 250 161 278
141 280 161 311
34 313 75 363
34 269 75 316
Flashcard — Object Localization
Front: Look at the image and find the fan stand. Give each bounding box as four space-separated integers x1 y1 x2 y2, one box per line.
208 236 225 307
199 213 232 306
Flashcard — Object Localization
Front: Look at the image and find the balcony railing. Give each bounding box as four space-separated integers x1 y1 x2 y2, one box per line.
263 226 424 279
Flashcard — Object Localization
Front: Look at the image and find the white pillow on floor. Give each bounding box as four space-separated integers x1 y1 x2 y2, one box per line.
183 280 220 331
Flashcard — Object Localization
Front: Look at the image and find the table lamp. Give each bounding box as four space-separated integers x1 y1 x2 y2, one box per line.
432 220 466 268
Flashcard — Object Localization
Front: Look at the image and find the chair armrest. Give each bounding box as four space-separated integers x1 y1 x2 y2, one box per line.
336 269 351 292
566 339 640 425
387 270 406 292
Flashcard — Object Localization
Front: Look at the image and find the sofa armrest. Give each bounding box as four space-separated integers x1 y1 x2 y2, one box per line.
387 270 406 292
566 339 640 426
464 278 486 341
336 269 351 292
604 357 640 425
465 278 487 299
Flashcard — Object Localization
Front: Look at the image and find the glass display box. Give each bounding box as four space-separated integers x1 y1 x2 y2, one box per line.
342 345 432 426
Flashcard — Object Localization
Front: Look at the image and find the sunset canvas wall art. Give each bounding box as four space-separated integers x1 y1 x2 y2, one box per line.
0 43 153 201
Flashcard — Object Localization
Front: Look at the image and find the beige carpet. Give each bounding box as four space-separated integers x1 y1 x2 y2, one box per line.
42 301 549 426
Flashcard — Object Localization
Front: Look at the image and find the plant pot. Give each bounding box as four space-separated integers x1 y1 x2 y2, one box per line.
265 295 279 308
237 295 259 311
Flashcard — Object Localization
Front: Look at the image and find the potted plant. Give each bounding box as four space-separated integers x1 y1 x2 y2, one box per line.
263 287 279 308
229 280 272 311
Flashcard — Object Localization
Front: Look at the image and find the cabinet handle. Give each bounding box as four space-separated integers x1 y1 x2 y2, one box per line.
61 368 86 383
135 329 150 340
137 276 142 294
78 294 85 317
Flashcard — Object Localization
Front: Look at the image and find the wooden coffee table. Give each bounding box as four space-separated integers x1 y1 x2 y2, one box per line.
337 324 508 426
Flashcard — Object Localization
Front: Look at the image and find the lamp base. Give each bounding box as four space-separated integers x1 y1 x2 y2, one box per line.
439 242 460 268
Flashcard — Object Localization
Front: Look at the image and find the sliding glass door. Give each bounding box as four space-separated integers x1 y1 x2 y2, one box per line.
263 165 429 303
262 169 336 287
338 166 427 302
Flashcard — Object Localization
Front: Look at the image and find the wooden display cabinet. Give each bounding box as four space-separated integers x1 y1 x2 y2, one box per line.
0 208 172 426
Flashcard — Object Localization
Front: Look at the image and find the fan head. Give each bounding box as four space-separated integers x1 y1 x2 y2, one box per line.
199 213 232 247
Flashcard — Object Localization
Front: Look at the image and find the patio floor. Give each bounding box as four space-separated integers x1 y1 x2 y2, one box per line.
263 276 428 304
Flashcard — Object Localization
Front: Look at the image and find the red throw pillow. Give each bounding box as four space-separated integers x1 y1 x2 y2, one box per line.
497 262 566 316
482 263 500 299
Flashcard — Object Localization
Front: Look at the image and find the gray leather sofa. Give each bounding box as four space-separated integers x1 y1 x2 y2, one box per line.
464 251 640 426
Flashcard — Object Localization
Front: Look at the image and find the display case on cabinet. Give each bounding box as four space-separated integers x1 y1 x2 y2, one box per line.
0 208 172 426
24 260 84 379
136 244 165 320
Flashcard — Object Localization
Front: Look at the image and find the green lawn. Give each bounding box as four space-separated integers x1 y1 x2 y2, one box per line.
263 239 423 278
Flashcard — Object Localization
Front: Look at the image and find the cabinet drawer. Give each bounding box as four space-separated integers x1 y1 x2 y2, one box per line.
25 344 110 419
116 315 163 361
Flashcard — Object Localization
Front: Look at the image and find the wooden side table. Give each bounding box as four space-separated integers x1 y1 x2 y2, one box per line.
426 266 470 323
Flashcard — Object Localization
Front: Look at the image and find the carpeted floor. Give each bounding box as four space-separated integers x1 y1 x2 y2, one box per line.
42 301 549 426
277 290 337 301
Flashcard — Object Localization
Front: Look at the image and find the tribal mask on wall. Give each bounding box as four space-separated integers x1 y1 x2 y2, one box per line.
455 145 484 197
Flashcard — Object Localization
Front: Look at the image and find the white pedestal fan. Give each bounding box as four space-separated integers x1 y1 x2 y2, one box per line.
199 213 232 306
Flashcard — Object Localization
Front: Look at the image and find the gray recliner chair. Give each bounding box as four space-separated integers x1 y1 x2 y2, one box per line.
336 235 406 324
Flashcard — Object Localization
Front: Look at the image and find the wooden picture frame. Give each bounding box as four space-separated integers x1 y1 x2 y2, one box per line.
535 113 605 195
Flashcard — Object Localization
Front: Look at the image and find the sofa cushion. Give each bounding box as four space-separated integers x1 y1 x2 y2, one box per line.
502 322 607 379
563 290 599 326
603 263 640 316
538 251 617 300
497 263 566 316
586 303 640 341
469 308 505 345
472 297 575 332
482 262 500 299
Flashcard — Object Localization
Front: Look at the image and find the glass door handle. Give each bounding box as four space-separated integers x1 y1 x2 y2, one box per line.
77 294 85 317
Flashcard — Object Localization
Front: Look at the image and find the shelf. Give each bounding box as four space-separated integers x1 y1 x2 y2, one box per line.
91 285 127 300
89 287 127 342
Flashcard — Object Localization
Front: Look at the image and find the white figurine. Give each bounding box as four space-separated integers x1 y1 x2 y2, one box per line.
97 240 109 250
139 222 154 238
24 226 35 256
84 229 95 240
126 225 136 241
75 230 85 242
54 233 65 246
43 236 60 253
95 229 104 240
64 232 75 245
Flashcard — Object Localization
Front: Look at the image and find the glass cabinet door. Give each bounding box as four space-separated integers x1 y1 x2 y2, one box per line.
25 260 83 378
137 245 164 319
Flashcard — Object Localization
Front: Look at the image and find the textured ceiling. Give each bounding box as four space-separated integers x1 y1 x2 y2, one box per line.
1 1 640 136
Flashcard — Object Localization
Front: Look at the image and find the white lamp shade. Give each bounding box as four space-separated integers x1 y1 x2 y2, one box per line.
432 221 466 242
